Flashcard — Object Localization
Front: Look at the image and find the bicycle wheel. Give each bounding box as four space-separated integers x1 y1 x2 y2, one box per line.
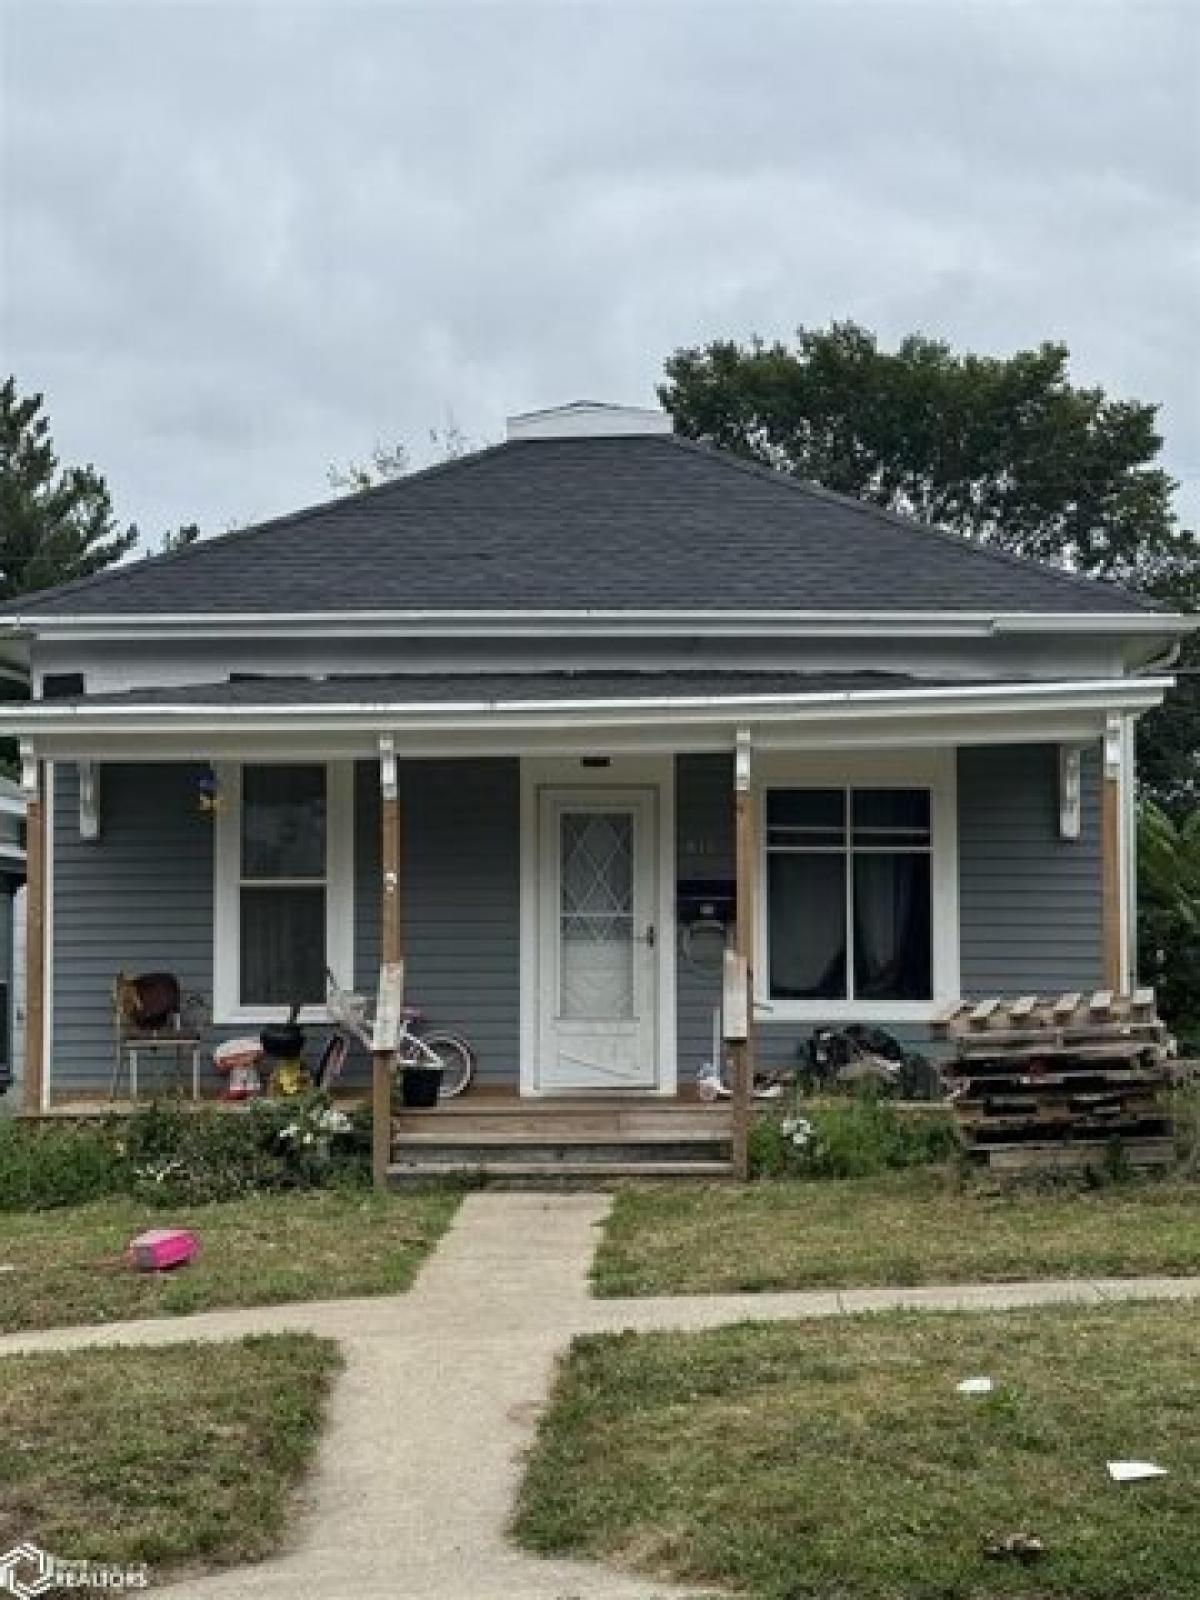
419 1031 475 1099
315 1032 349 1091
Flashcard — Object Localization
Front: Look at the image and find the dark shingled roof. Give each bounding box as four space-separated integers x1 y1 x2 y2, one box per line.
6 434 1155 618
51 670 967 709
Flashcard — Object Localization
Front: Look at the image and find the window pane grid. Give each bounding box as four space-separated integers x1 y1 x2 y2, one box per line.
766 784 933 1004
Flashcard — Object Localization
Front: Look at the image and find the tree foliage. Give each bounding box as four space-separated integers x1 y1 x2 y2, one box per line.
0 377 138 600
660 323 1192 589
327 440 411 494
1135 567 1200 819
158 522 202 555
1138 801 1200 1043
660 323 1199 814
327 417 480 493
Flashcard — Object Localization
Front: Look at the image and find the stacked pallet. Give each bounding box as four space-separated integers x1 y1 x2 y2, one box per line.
934 990 1176 1172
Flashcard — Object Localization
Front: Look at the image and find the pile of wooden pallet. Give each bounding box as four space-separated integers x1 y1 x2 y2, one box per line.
934 990 1176 1172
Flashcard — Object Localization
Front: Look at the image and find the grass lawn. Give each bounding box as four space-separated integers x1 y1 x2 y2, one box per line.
0 1187 459 1334
0 1333 339 1585
593 1170 1200 1296
514 1301 1200 1600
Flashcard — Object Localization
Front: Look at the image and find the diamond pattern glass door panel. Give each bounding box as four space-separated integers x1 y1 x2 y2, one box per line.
559 812 635 1020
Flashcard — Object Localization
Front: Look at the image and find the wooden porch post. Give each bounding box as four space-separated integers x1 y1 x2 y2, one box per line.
21 744 44 1116
374 737 401 1190
731 730 754 1180
1101 715 1123 993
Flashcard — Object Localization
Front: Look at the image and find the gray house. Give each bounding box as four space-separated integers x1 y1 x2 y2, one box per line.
0 401 1188 1166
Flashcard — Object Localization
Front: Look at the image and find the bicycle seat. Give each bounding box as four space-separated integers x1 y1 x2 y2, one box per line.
399 1005 425 1024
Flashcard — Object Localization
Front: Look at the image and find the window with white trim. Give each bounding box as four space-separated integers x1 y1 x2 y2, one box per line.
765 786 934 1004
214 762 354 1021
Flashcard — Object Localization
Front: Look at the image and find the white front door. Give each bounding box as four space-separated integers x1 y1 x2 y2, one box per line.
537 788 658 1091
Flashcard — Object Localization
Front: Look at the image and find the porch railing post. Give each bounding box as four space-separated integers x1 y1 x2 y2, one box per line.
732 729 754 1180
21 743 44 1116
374 737 401 1190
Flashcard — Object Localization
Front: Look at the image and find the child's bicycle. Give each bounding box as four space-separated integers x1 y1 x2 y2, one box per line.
320 970 476 1099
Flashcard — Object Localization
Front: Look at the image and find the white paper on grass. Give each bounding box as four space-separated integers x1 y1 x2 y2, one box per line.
1107 1461 1168 1482
956 1377 995 1394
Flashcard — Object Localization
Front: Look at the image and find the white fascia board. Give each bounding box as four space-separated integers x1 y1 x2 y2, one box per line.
21 714 1147 767
0 677 1172 743
992 614 1197 636
1 610 1192 643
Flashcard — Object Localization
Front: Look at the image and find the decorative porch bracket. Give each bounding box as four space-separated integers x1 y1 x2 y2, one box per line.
20 740 45 1115
1057 744 1083 841
731 727 755 1180
1101 713 1124 992
374 735 402 1189
78 760 100 842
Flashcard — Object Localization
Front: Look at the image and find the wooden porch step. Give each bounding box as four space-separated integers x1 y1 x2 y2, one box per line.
390 1137 731 1164
390 1091 736 1183
392 1126 730 1147
387 1157 736 1185
392 1107 732 1142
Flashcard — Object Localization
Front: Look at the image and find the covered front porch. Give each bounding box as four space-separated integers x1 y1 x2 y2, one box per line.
10 668 1159 1180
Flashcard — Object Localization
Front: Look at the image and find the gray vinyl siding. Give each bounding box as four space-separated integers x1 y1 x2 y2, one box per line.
354 759 521 1086
52 761 214 1091
47 746 1102 1093
675 746 1105 1080
675 756 938 1077
958 743 1103 995
50 757 520 1093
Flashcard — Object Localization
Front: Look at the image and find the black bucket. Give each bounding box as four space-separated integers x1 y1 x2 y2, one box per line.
401 1064 443 1108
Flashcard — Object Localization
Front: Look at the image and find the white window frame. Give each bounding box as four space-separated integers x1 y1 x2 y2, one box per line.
213 760 354 1025
755 749 959 1024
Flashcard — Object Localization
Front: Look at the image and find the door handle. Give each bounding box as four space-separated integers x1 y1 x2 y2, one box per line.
641 925 656 949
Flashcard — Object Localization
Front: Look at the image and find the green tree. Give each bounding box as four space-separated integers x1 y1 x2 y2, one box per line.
158 522 202 555
327 440 411 494
327 416 481 493
1138 801 1200 1043
0 376 138 600
660 323 1199 811
1136 566 1199 819
660 323 1193 588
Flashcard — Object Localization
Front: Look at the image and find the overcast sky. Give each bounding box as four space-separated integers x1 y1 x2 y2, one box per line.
2 0 1198 545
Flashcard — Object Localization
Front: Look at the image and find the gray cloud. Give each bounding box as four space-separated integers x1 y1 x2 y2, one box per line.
2 0 1197 542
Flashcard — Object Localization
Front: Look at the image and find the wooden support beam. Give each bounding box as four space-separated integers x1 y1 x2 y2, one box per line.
371 1051 392 1190
731 729 754 1180
1101 771 1121 993
23 753 44 1116
374 742 402 1191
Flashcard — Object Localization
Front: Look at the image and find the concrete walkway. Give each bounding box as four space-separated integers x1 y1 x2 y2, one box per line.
4 1192 1200 1600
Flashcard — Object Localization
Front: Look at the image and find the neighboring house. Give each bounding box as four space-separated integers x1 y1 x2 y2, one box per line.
0 401 1190 1146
